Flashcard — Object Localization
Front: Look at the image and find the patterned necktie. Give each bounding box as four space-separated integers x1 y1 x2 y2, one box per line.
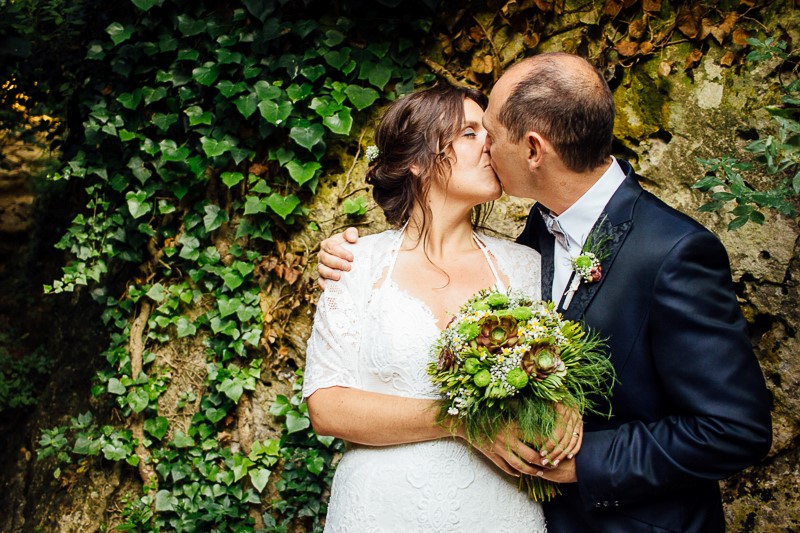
539 209 571 251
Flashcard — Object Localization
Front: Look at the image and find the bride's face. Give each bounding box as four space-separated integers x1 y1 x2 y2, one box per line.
434 98 503 207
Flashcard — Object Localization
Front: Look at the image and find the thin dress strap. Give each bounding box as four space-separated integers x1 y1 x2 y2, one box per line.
384 223 408 282
472 233 507 293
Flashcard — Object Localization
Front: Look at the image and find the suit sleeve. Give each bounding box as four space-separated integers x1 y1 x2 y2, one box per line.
575 230 772 508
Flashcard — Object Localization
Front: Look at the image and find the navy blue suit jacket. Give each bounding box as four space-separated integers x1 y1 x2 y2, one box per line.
517 160 772 532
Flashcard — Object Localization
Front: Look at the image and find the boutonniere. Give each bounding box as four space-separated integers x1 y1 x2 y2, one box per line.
561 216 612 309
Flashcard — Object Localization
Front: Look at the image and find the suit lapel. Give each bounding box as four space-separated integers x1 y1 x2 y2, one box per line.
560 161 642 321
560 215 631 320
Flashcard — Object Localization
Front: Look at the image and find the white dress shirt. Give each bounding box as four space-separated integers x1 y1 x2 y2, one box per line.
550 157 627 302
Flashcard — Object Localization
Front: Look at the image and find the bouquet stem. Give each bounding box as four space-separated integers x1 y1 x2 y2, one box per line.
521 475 561 502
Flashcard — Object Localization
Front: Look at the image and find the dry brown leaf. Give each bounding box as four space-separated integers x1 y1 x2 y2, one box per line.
469 25 484 42
720 50 736 67
604 0 623 18
524 32 541 49
639 41 654 54
676 7 700 39
643 0 661 12
501 0 519 17
700 17 714 40
732 27 749 46
471 54 494 74
739 0 755 6
455 34 475 53
629 18 648 40
658 61 672 76
684 48 703 70
623 0 637 7
438 33 454 56
616 40 639 57
534 0 554 11
249 163 268 176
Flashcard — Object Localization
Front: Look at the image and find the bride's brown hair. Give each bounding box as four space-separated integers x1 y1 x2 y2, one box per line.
366 84 489 232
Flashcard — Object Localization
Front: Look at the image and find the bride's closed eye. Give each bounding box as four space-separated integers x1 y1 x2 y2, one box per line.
463 127 478 138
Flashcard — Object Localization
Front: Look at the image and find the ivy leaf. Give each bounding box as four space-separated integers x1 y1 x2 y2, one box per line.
117 90 143 110
107 378 126 395
360 58 393 90
310 96 341 118
106 22 134 46
285 161 321 185
234 93 258 118
217 80 247 98
176 15 206 37
205 407 227 423
185 105 213 126
146 283 167 302
342 195 368 216
159 140 190 162
176 317 197 338
323 29 345 47
289 123 325 151
155 490 178 512
221 271 245 291
269 395 291 416
254 80 282 101
144 416 169 440
201 137 233 157
258 99 293 126
324 48 350 70
192 62 221 86
171 430 194 448
152 113 178 132
323 107 353 135
345 85 379 111
306 455 325 475
286 411 311 434
266 193 301 220
203 204 229 232
221 171 244 188
300 64 325 82
219 378 244 402
244 195 266 215
218 297 241 318
131 0 158 11
270 147 295 167
286 82 312 102
249 468 271 493
126 191 152 219
127 388 150 413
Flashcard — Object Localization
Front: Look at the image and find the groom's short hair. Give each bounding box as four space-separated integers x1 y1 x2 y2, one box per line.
498 53 615 173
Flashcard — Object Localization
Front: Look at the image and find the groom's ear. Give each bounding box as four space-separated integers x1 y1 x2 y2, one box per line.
525 131 546 171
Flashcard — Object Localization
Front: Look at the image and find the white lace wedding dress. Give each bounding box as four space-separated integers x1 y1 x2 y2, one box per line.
303 229 546 533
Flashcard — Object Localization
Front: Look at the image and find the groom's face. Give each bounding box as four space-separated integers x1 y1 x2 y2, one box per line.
483 76 533 199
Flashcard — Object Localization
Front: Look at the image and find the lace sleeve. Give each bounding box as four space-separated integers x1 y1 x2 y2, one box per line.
302 253 366 399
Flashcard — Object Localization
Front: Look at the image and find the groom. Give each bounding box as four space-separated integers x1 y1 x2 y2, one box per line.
317 53 772 532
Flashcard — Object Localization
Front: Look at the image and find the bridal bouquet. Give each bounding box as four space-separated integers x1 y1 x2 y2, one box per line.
427 289 615 501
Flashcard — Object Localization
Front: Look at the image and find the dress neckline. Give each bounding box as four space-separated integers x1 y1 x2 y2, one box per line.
381 227 507 332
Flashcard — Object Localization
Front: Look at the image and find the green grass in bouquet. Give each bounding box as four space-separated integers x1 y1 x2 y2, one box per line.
427 290 616 501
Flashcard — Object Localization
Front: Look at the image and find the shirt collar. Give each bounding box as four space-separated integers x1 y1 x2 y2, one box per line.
555 157 626 249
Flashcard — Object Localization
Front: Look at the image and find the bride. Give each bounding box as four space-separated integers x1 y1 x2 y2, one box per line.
302 84 580 532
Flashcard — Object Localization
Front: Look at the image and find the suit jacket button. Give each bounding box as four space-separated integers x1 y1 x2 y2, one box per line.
613 501 620 507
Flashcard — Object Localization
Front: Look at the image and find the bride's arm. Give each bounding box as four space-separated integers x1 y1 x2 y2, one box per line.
308 386 549 478
307 387 450 446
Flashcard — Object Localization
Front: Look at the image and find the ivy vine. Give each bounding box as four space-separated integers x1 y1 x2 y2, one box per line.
34 0 430 530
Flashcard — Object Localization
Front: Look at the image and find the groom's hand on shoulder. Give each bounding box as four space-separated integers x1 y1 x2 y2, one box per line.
317 227 360 289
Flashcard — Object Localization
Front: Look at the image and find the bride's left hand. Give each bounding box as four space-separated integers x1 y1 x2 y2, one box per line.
539 403 583 468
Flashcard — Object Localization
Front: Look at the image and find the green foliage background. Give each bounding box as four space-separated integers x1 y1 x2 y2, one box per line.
0 0 797 531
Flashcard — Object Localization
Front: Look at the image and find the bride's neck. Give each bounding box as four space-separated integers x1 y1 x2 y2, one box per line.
405 205 476 260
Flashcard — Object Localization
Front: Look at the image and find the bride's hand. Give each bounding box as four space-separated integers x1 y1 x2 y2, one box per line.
459 423 547 478
538 403 583 467
317 227 360 289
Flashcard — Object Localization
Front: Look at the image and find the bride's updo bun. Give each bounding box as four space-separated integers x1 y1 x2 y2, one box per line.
366 84 487 226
